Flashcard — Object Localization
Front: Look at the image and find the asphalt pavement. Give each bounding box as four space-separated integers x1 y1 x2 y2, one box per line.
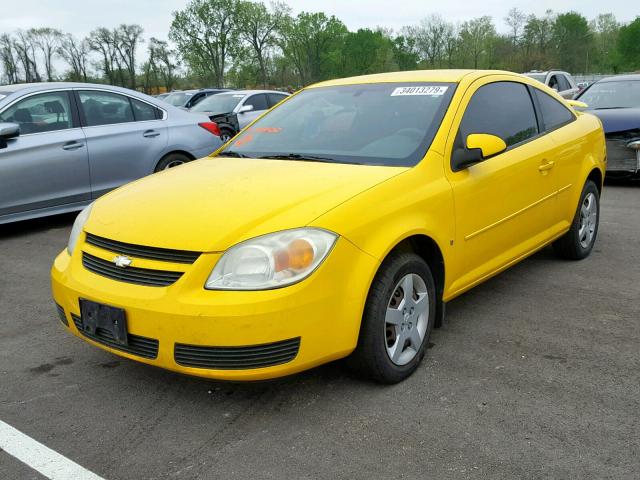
1 181 638 480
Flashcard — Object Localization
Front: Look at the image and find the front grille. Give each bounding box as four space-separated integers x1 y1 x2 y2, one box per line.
85 233 200 264
71 313 159 359
82 252 183 287
606 131 640 173
55 303 68 326
174 337 301 370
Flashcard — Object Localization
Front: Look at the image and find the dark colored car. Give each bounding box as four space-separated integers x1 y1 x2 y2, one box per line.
575 74 640 176
163 88 231 110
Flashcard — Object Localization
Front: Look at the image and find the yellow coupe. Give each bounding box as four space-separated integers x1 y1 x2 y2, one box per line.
52 70 606 383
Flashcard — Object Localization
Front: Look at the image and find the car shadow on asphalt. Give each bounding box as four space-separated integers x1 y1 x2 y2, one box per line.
0 212 76 239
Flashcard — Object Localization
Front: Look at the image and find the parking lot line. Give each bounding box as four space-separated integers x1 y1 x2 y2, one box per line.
0 420 105 480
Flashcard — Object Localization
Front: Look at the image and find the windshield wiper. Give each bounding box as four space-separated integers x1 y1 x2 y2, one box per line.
259 153 361 165
220 150 250 158
593 107 629 110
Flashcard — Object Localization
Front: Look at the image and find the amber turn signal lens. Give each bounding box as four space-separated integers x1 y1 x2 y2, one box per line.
274 239 315 272
288 239 314 269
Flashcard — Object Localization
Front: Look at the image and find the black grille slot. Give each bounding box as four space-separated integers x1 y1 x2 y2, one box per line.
174 337 301 370
55 303 68 326
85 233 200 264
71 314 159 359
82 252 183 287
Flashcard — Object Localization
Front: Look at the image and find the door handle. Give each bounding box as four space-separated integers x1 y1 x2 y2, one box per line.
538 160 555 172
62 141 84 151
143 130 160 138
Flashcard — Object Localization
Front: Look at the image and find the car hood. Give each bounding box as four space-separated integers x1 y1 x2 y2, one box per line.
586 108 640 134
85 157 406 252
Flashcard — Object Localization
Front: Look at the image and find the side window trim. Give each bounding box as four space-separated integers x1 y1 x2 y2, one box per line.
529 86 577 134
74 89 166 127
456 80 541 158
0 89 80 136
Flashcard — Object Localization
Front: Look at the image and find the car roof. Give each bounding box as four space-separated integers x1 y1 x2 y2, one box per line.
598 74 640 83
0 82 154 97
309 69 517 88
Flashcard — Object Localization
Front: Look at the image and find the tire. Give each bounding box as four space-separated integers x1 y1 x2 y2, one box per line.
220 128 235 143
553 180 600 260
347 252 437 384
155 153 192 172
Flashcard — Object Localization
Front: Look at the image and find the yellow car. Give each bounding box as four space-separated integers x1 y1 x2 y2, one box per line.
52 70 605 383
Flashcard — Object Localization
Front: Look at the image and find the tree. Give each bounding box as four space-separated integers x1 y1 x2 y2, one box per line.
0 34 20 84
13 30 41 82
279 11 348 85
113 24 144 89
236 1 288 87
617 17 640 71
30 28 62 81
148 38 179 90
412 15 450 67
522 10 556 69
341 29 396 76
505 8 526 47
590 14 619 72
553 12 592 73
58 34 89 81
88 28 120 84
170 0 239 87
459 16 496 68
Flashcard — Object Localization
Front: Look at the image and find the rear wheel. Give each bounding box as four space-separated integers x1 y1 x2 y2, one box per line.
553 180 600 260
155 153 192 172
347 252 436 383
220 128 235 143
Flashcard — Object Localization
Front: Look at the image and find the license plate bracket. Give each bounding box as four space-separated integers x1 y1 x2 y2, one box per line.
79 299 128 346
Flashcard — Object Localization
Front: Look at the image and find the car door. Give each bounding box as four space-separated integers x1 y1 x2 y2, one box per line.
237 93 269 129
76 90 168 199
0 90 90 219
444 79 560 293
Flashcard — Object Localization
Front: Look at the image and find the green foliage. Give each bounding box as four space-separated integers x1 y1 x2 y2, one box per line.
553 12 592 74
617 17 640 71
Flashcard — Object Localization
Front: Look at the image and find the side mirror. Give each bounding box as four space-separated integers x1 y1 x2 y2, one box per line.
566 99 588 109
238 104 254 114
0 122 19 149
451 133 507 172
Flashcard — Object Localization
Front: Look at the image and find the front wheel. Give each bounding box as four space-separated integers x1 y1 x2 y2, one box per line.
553 180 600 260
347 252 436 383
155 153 191 172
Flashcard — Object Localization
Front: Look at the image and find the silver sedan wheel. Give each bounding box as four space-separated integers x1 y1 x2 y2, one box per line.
385 273 429 366
221 133 233 143
163 160 185 170
578 192 598 249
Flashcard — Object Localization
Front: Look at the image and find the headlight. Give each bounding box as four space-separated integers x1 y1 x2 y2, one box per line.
67 203 93 255
205 228 337 290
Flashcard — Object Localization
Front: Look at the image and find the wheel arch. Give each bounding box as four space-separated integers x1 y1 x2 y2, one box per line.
378 233 447 328
155 150 196 171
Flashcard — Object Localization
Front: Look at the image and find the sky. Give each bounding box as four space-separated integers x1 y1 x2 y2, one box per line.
0 0 635 41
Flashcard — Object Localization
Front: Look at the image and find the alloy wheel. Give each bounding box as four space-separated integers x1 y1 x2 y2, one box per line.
578 192 598 249
385 273 429 366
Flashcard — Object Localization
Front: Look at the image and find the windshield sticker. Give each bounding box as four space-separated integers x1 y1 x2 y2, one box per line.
232 94 244 98
391 86 448 96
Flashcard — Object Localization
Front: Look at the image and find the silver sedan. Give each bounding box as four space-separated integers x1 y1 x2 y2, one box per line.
0 82 223 224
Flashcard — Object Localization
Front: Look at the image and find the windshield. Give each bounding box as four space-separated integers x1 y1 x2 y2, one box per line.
164 92 193 106
524 73 547 83
578 80 640 109
218 83 456 167
191 93 244 113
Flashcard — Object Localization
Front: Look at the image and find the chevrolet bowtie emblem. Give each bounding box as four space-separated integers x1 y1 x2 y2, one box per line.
113 255 133 268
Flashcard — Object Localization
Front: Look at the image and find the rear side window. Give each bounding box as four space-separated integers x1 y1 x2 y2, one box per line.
245 94 268 111
131 98 161 121
79 91 134 126
459 82 538 147
0 91 73 134
533 88 575 131
557 75 571 91
267 93 287 108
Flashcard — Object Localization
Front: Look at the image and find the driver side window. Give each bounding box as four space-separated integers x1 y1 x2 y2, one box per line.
0 91 73 135
459 81 539 148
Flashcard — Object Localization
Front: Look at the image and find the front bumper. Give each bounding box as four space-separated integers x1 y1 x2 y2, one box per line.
51 235 378 381
605 136 640 174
